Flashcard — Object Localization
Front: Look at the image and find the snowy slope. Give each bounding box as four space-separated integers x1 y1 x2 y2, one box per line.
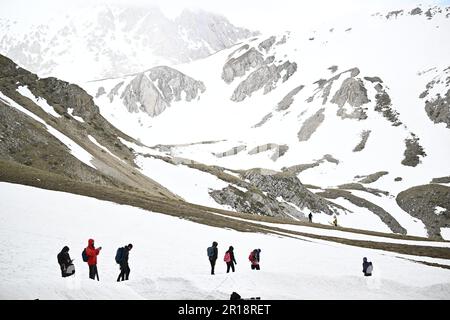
82 5 450 237
1 182 450 299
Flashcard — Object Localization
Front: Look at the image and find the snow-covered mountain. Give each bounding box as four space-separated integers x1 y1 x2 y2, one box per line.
83 4 450 239
1 3 450 301
0 4 257 82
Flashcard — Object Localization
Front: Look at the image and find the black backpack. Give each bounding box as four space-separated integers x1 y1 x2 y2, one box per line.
82 248 88 262
230 292 242 300
115 247 125 264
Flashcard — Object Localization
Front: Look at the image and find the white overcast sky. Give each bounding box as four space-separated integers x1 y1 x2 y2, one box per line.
1 0 448 32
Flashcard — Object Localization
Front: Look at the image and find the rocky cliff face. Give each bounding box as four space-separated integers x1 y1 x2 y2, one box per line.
108 66 205 117
420 66 450 128
231 61 297 102
222 48 264 84
240 169 341 216
397 184 450 239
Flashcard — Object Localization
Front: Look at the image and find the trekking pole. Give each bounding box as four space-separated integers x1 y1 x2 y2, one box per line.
96 269 100 281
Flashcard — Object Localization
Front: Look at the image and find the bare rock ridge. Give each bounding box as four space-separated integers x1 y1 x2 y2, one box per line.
298 108 325 141
231 61 297 102
222 48 264 84
0 54 178 199
331 77 369 120
420 67 450 128
353 130 371 152
222 35 298 102
115 66 205 117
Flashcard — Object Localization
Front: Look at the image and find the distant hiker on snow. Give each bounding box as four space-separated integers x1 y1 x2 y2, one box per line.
116 244 133 282
249 249 261 270
362 257 373 276
83 239 102 280
57 246 75 277
224 246 237 273
308 213 313 223
332 215 338 227
207 241 218 275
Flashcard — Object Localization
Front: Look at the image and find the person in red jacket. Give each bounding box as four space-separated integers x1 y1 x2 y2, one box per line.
86 239 102 280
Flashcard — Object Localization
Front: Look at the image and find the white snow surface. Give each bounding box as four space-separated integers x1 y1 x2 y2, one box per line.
1 182 450 300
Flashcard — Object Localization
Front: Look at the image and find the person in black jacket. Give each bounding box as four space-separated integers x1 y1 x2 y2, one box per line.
57 246 74 277
362 257 373 276
117 244 133 282
207 241 218 275
225 246 237 273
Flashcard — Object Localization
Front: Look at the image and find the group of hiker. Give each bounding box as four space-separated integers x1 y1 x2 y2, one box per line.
206 242 261 275
308 212 338 227
57 238 373 281
57 239 133 282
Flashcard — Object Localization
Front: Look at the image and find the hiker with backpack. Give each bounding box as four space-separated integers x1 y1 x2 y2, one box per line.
207 241 218 275
248 249 261 270
332 215 338 227
57 246 75 277
362 257 373 276
83 239 102 280
308 213 313 223
224 246 237 273
116 244 133 282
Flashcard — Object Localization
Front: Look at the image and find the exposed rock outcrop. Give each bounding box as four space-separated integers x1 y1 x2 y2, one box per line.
355 171 388 184
397 184 450 238
331 77 369 120
120 67 205 117
401 134 426 167
95 87 106 98
241 169 341 215
252 112 273 128
107 81 124 102
431 176 450 184
374 86 402 126
213 145 246 158
222 48 264 84
298 108 325 141
209 185 303 218
425 89 450 128
248 143 289 161
258 36 276 52
353 130 371 152
231 61 297 102
277 85 304 111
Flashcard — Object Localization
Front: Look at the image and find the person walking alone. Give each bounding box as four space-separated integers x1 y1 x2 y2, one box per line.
207 241 218 275
224 246 237 273
117 244 133 282
249 249 261 270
